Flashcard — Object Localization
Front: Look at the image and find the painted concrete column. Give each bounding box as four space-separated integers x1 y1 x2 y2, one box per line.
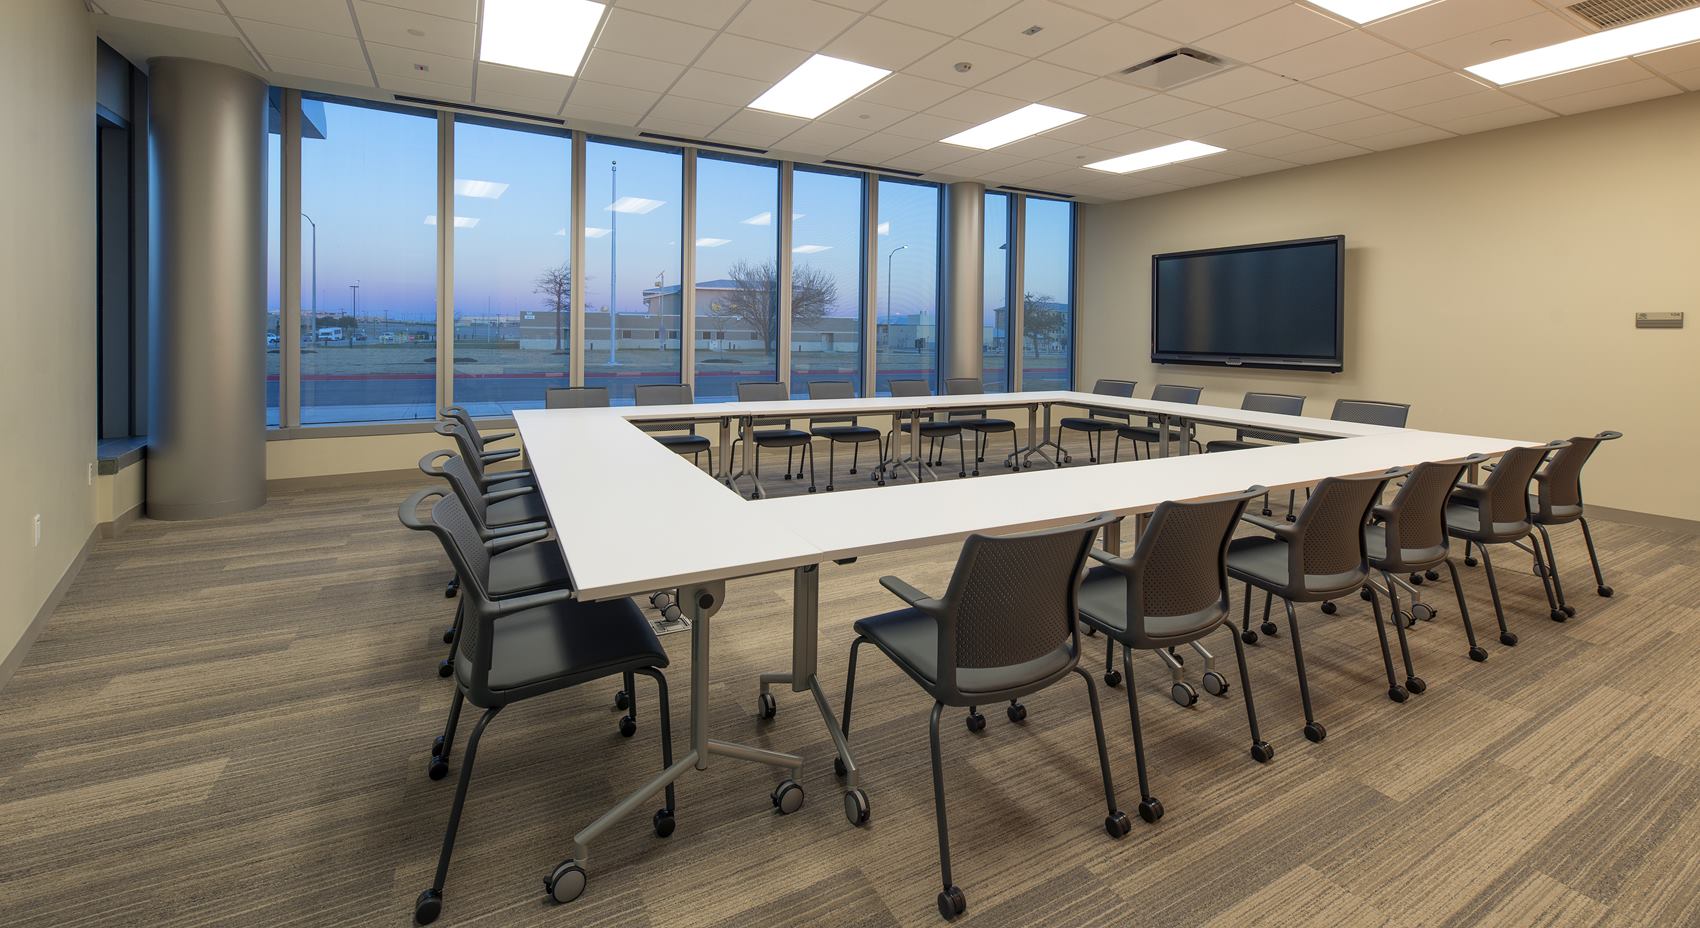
942 181 985 385
146 58 268 520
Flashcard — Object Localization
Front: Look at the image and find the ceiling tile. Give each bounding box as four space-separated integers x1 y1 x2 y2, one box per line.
1282 139 1370 164
1136 162 1237 187
883 140 977 169
1199 5 1349 63
1098 125 1184 151
1364 0 1543 48
375 70 468 100
561 102 649 125
820 0 885 11
977 59 1096 100
963 0 1109 56
725 0 862 52
693 33 812 82
905 39 1028 87
1395 88 1525 124
639 114 723 137
938 149 1029 175
1041 77 1152 114
1168 66 1292 105
97 0 237 36
1274 97 1381 130
1430 103 1553 133
241 20 368 69
1311 111 1422 142
995 134 1078 159
1201 150 1296 176
1102 92 1204 126
823 16 953 71
1239 130 1332 156
1123 0 1287 43
927 88 1028 122
1356 72 1486 111
1037 22 1175 75
1055 0 1158 16
471 91 566 117
1666 66 1700 91
841 133 932 159
366 42 471 84
1540 76 1680 116
886 111 976 140
1257 29 1399 81
476 63 574 101
1149 106 1251 138
708 126 788 148
1044 115 1138 143
352 1 473 57
1194 117 1295 148
1220 82 1339 119
577 48 686 94
715 108 810 145
1636 41 1700 76
566 79 660 116
361 0 476 22
1037 142 1119 164
647 95 740 127
1355 124 1453 150
597 8 718 64
269 54 377 88
1310 53 1446 96
1509 59 1651 101
670 68 772 107
872 0 1021 36
223 0 354 36
858 73 967 111
818 99 915 130
1419 11 1586 70
776 121 873 154
615 0 747 29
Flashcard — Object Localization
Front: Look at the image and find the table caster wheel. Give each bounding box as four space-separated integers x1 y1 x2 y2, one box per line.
618 715 637 737
1320 601 1337 615
1598 585 1613 597
1138 797 1164 823
1550 609 1566 622
1469 646 1488 662
1464 556 1478 567
414 888 442 924
938 886 967 920
1406 676 1427 694
1241 629 1258 645
545 860 586 904
772 779 805 815
1260 621 1279 637
1202 670 1229 697
431 735 446 757
757 691 777 720
965 710 986 733
614 690 630 710
437 659 453 678
834 756 847 778
1360 587 1375 602
1105 810 1131 838
1412 603 1436 622
1500 632 1518 647
1304 721 1327 743
1388 685 1408 703
1562 604 1576 617
427 756 449 781
1251 740 1274 763
653 808 675 838
1007 702 1027 723
844 788 870 827
1104 668 1122 687
1171 682 1197 708
1426 569 1440 581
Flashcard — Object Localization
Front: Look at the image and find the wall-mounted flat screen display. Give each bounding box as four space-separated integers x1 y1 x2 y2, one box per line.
1151 235 1344 372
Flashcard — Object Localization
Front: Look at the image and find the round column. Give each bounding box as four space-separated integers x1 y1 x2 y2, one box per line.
942 181 985 385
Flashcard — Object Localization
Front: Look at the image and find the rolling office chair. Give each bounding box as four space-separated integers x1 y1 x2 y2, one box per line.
444 405 519 466
943 377 1017 476
1113 384 1205 461
1445 441 1568 645
731 381 816 498
1076 487 1275 826
1228 469 1405 742
399 489 674 925
884 378 968 481
837 514 1129 920
1057 378 1136 464
1525 431 1622 617
436 421 532 492
1283 398 1412 522
806 380 883 491
633 384 714 474
1205 392 1307 517
545 386 610 408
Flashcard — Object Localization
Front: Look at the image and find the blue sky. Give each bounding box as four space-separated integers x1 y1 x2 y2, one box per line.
270 101 1072 324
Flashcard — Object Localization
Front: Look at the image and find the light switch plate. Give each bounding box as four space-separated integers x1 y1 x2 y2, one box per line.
1635 312 1683 329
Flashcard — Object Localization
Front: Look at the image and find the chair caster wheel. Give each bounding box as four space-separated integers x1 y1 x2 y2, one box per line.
1426 569 1440 581
1406 676 1426 694
431 735 446 757
437 659 453 678
757 691 777 720
1388 686 1408 703
1103 669 1122 687
653 808 675 838
1359 587 1375 602
772 779 804 815
618 715 636 737
614 690 630 710
1171 682 1198 707
1241 629 1258 645
1261 508 1273 517
1533 563 1549 578
938 885 967 920
1550 609 1567 622
1260 621 1279 637
1464 556 1478 567
1409 572 1424 586
1562 604 1576 617
834 756 847 778
782 473 792 480
965 711 986 733
414 888 442 924
1469 646 1488 662
1201 670 1229 697
1251 740 1274 763
545 860 586 904
844 788 870 827
1393 611 1414 630
807 486 817 493
1500 632 1518 646
1412 603 1436 622
427 755 449 780
1303 721 1327 743
1084 625 1098 636
1007 702 1027 723
1285 514 1296 523
1598 585 1613 597
441 627 455 644
1320 601 1337 615
1105 810 1132 838
1138 797 1164 823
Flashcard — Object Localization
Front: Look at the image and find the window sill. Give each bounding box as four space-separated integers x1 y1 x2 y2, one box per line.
97 436 147 474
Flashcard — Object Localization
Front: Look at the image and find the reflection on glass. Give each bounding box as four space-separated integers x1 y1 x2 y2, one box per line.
694 153 778 401
1021 197 1074 391
266 130 281 427
982 191 1010 392
790 168 864 398
583 138 682 405
875 178 940 395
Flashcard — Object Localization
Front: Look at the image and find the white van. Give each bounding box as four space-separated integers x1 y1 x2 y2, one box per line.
316 326 343 342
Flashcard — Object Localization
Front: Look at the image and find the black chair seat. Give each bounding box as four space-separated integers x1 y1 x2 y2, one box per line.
751 428 811 448
457 596 667 701
488 541 569 598
1118 425 1187 444
899 420 962 436
852 608 1074 703
1205 439 1264 453
487 492 547 528
656 433 711 454
954 417 1015 433
1059 417 1118 433
812 424 880 443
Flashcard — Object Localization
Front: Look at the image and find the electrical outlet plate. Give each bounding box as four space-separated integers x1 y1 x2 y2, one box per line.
1635 312 1683 329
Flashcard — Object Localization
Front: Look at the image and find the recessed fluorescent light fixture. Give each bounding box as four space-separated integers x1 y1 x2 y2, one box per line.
454 179 509 199
941 104 1084 150
1466 7 1700 85
748 54 891 119
696 237 731 247
1306 0 1432 24
479 0 605 77
424 215 479 228
792 244 831 254
607 196 664 214
1084 140 1225 174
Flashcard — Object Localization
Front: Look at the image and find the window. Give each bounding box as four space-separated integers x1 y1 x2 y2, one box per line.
265 127 280 427
693 153 778 401
451 119 571 416
875 178 941 395
583 138 682 405
299 98 438 423
1020 197 1074 391
982 191 1010 392
789 167 864 397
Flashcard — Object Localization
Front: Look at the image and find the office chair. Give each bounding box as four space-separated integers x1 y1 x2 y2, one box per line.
1205 392 1307 516
444 405 518 463
545 386 610 408
1331 398 1410 427
1526 431 1622 616
1113 384 1204 461
943 377 1017 476
399 488 674 925
1227 468 1405 742
633 383 713 474
731 381 815 498
807 380 883 491
1445 441 1569 646
1058 378 1135 464
837 514 1129 920
436 421 532 492
884 378 967 481
1076 487 1274 825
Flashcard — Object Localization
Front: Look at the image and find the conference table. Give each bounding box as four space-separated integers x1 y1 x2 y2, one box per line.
511 390 1524 893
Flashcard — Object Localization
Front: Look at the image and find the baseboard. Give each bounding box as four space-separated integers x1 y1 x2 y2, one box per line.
1586 505 1700 536
99 502 143 539
266 467 420 492
0 525 99 693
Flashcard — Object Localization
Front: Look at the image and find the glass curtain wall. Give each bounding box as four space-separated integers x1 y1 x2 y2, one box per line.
1020 197 1074 391
789 167 865 397
693 152 779 401
982 191 1010 392
874 178 941 395
265 130 281 426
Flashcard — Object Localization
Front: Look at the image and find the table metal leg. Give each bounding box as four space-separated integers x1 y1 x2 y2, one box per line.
1021 402 1063 468
883 409 929 483
717 417 733 487
1159 414 1171 459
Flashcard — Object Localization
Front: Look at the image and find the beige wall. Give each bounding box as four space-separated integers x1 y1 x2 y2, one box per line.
1 1 98 668
1077 90 1700 522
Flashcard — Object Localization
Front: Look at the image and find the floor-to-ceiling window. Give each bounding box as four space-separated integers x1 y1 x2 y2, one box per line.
583 137 682 405
982 191 1010 392
265 129 281 427
1021 197 1074 391
789 167 865 398
693 152 778 401
298 97 437 423
874 178 941 395
451 118 572 416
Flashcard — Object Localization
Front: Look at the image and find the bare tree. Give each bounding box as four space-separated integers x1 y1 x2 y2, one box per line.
1023 292 1065 353
711 260 839 351
534 263 572 354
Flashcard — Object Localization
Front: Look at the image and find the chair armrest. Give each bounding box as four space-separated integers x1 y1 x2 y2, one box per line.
1370 505 1392 523
1451 482 1486 502
479 430 516 447
485 469 533 486
1239 513 1291 535
397 487 448 531
486 519 549 538
880 576 944 615
487 529 549 555
492 587 576 616
481 448 522 465
484 485 533 504
1086 548 1133 572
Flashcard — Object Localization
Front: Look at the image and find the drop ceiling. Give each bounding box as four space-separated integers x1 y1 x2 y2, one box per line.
88 0 1700 204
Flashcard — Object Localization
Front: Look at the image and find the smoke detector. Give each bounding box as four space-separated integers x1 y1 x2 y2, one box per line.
1113 48 1229 91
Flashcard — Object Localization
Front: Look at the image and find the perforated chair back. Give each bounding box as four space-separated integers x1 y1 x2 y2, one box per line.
737 380 794 429
400 488 496 693
433 421 512 488
418 450 493 528
943 377 989 420
934 514 1113 698
633 383 695 433
1469 442 1565 538
1087 378 1136 421
1237 392 1306 444
1536 431 1620 519
1126 487 1265 646
1142 383 1203 429
1286 469 1404 594
1331 399 1410 427
805 379 860 428
888 379 930 398
1376 456 1481 570
545 386 609 408
443 406 493 447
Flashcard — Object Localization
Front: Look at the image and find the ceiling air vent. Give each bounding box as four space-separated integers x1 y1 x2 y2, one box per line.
1562 0 1700 28
1114 48 1227 90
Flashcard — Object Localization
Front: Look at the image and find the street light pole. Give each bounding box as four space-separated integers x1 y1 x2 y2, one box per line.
885 243 907 348
301 212 317 343
607 160 619 366
348 281 359 344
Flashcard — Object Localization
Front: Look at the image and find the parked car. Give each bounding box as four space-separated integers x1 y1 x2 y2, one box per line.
379 333 395 344
266 332 279 347
352 331 369 344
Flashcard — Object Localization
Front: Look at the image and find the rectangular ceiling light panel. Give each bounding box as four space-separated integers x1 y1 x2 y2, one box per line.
480 0 606 77
1467 7 1700 83
749 55 891 119
941 104 1085 149
1308 0 1433 23
1084 140 1224 173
